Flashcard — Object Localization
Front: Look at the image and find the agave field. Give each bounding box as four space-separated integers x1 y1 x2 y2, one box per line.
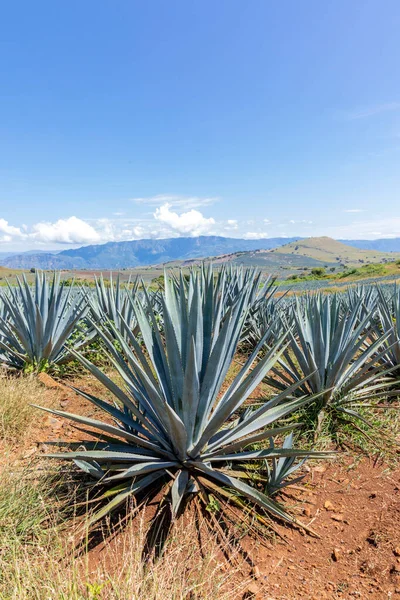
1 267 400 599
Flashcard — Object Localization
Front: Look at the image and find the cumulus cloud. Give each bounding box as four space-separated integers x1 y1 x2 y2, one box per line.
154 203 216 236
31 216 101 244
225 219 238 231
0 219 25 242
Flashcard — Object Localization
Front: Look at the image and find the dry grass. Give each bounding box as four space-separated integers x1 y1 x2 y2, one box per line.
0 457 249 600
0 366 249 600
0 374 54 441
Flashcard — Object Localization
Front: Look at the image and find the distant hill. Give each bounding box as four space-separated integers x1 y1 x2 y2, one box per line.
341 238 400 252
272 236 400 266
0 249 52 261
0 236 300 270
2 234 400 271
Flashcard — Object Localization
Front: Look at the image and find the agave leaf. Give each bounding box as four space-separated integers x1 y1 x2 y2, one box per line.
88 471 165 526
171 469 190 517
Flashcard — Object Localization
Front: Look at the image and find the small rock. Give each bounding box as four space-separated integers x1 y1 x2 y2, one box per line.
252 566 261 579
45 416 63 430
391 564 400 575
313 465 327 473
303 506 312 517
242 583 260 598
37 372 62 388
23 447 37 459
332 548 341 562
324 500 335 511
394 547 400 557
331 514 344 522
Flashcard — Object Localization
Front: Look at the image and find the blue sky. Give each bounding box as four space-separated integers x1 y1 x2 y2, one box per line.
1 0 400 250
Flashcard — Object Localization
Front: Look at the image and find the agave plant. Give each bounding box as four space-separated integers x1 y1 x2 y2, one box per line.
0 295 12 365
340 284 378 324
241 289 289 351
374 285 400 372
38 268 330 530
0 272 93 371
266 292 393 428
90 273 142 339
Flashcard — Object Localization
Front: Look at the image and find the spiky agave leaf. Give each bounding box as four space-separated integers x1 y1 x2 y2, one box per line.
265 432 307 495
37 267 332 530
0 293 15 366
0 271 95 370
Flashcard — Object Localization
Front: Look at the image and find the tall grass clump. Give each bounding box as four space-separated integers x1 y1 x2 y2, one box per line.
0 375 54 441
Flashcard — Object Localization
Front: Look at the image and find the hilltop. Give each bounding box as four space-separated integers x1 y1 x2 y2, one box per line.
270 236 400 266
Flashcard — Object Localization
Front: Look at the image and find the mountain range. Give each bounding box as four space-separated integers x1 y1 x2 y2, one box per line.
1 235 400 270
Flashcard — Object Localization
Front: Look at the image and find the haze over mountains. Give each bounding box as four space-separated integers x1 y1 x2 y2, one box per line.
1 235 400 270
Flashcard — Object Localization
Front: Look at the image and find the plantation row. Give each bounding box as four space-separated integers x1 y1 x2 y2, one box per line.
0 267 399 532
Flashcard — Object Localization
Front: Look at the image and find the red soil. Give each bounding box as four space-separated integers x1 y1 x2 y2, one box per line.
7 375 400 599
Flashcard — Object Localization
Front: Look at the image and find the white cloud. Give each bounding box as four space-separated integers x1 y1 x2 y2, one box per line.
225 219 238 231
154 203 216 236
132 194 219 210
343 209 365 213
263 219 271 225
0 219 24 242
243 232 268 239
31 217 101 244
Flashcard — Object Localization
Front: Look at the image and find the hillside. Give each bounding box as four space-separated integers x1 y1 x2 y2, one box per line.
271 236 400 266
164 249 333 271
